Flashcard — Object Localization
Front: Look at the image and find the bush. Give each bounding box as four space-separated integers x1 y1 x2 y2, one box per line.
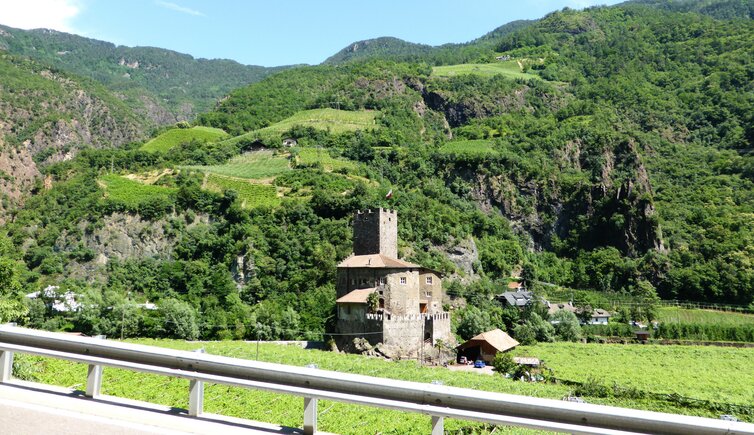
492 352 517 375
552 310 582 342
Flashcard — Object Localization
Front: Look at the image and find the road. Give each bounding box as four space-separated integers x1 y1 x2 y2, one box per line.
0 381 302 434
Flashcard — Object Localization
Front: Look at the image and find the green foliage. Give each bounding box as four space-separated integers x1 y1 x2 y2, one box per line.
140 126 228 153
455 305 494 340
438 140 499 157
551 310 582 342
159 298 199 340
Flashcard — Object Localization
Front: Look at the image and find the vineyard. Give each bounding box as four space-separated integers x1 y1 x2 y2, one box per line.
432 60 539 80
99 174 176 207
295 147 357 172
657 307 754 326
204 174 281 208
183 150 291 180
140 126 228 153
515 342 754 406
254 108 378 139
438 139 498 156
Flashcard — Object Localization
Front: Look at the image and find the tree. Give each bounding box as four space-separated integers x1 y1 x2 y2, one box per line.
160 298 199 340
552 310 582 342
456 306 493 341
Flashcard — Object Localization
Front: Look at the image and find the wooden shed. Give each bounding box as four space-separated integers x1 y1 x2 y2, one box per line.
456 329 519 364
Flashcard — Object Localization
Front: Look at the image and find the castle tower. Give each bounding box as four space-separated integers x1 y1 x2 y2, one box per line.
353 209 397 258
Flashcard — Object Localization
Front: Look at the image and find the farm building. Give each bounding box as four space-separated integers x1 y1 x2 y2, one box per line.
335 209 451 358
456 329 519 364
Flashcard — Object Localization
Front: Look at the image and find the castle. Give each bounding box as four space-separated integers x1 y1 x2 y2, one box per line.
335 209 451 357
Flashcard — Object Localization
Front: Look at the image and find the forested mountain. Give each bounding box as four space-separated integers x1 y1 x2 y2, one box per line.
323 20 533 65
0 2 752 340
626 0 754 19
0 25 290 123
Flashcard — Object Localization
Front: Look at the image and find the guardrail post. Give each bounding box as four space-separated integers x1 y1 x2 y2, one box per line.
0 350 13 383
303 396 317 435
431 415 444 435
189 348 205 417
85 335 105 398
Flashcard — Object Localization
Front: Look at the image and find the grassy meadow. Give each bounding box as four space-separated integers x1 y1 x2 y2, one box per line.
432 61 539 80
99 174 176 207
140 126 228 153
13 339 754 434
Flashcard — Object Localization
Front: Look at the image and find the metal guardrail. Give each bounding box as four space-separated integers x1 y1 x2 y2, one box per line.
1 325 753 435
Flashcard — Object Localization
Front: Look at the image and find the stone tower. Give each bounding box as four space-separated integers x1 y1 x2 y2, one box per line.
352 209 398 258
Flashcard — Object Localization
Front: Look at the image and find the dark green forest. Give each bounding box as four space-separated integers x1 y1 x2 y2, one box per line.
0 1 752 342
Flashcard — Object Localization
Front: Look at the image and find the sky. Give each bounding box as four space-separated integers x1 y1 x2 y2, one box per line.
0 0 623 67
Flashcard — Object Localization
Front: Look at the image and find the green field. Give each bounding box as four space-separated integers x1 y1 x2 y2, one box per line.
254 108 378 138
432 61 540 80
14 339 753 434
516 342 754 406
183 150 291 180
140 126 228 153
204 174 280 208
99 174 176 206
295 147 357 171
439 139 498 156
657 307 754 326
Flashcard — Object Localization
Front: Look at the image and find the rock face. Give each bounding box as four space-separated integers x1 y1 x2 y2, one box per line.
0 143 40 222
443 237 480 282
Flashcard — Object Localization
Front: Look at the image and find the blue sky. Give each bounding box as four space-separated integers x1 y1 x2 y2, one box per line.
1 0 623 66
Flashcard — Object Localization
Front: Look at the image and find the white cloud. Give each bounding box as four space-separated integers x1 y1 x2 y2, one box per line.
0 0 81 32
155 1 204 17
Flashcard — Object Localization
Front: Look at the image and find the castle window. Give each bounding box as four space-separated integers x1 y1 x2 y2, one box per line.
426 276 433 285
351 279 355 285
400 277 406 285
379 276 386 285
425 291 432 298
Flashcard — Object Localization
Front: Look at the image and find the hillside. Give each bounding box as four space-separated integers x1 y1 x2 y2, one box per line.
0 1 753 347
0 25 290 123
0 53 149 218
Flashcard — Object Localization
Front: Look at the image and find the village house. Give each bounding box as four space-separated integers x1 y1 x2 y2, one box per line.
497 283 539 309
547 302 612 325
335 209 451 357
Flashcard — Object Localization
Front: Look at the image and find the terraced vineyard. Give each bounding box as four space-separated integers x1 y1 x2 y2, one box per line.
140 126 228 153
99 174 176 207
204 174 280 208
295 147 357 171
254 108 378 140
432 60 539 80
183 150 291 180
